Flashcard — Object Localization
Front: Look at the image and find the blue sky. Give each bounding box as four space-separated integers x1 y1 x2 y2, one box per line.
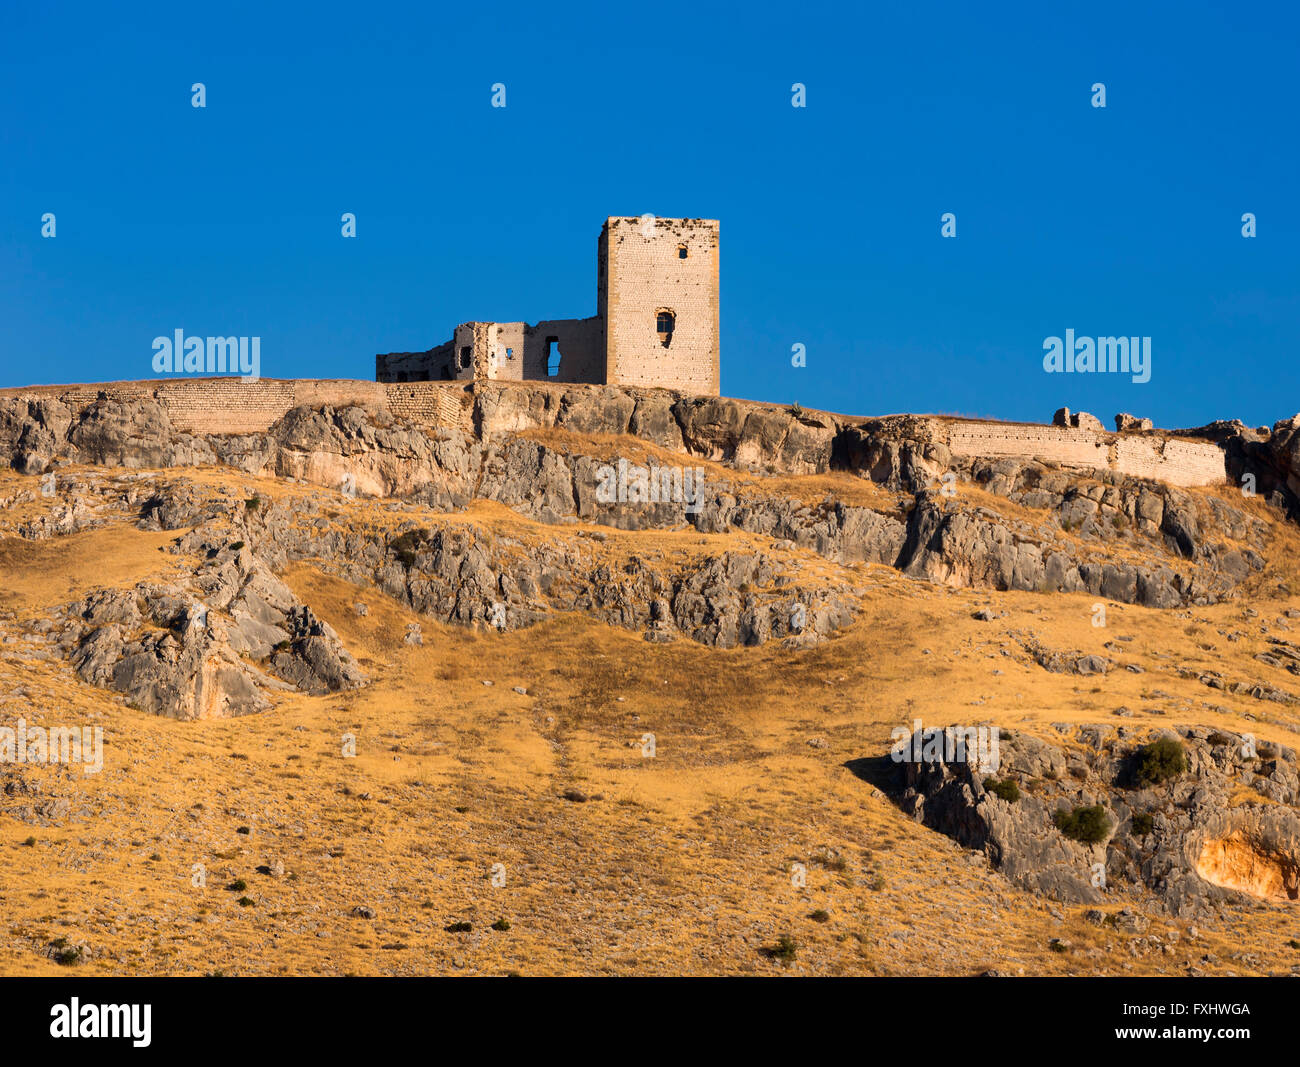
1 0 1296 428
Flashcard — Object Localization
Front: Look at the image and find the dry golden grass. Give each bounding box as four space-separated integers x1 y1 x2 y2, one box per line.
1 466 1299 976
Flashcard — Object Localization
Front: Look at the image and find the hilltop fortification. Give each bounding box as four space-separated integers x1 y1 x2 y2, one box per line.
0 377 1249 491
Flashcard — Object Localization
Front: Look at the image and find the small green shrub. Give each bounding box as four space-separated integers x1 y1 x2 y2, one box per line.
1131 812 1154 837
245 497 260 511
226 879 247 892
49 939 83 965
491 918 511 931
1134 737 1187 786
808 909 830 923
763 934 798 962
389 528 432 568
1054 804 1112 844
445 921 472 933
983 777 1021 802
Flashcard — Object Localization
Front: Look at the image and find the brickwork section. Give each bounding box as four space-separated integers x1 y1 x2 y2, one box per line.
383 383 472 432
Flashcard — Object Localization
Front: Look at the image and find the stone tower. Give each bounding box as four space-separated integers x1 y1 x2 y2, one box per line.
598 216 719 395
376 215 720 395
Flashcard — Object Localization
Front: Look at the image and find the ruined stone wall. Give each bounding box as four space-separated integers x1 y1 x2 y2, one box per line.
489 323 527 381
522 317 604 384
456 323 488 381
380 317 603 386
0 378 471 435
1110 435 1228 487
375 339 454 382
948 421 1113 469
944 419 1226 487
0 377 1227 486
602 216 719 395
382 382 473 431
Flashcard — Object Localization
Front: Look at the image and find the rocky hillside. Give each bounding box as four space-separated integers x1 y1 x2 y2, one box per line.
3 383 1300 976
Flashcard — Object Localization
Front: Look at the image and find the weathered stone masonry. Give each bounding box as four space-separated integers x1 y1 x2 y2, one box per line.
942 418 1225 487
375 216 721 396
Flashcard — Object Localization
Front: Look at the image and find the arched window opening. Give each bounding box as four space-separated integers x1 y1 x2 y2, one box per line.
656 310 675 348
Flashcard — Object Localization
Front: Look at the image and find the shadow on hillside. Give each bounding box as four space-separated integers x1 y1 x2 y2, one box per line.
843 754 905 796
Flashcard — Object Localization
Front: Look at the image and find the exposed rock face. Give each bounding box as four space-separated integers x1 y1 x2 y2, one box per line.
1270 414 1300 501
58 538 365 719
4 386 1300 511
886 724 1300 918
0 395 1278 610
243 502 857 651
2 392 1298 629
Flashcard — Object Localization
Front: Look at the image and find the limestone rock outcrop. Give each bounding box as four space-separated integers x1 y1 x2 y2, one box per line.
884 724 1300 917
58 538 366 719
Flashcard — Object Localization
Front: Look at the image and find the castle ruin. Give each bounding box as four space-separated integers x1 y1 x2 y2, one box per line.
375 216 721 396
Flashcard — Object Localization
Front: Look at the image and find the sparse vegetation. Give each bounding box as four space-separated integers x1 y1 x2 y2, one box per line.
389 528 432 568
761 934 798 962
1134 737 1187 787
983 777 1021 802
48 938 83 965
1054 805 1112 844
1131 813 1154 837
